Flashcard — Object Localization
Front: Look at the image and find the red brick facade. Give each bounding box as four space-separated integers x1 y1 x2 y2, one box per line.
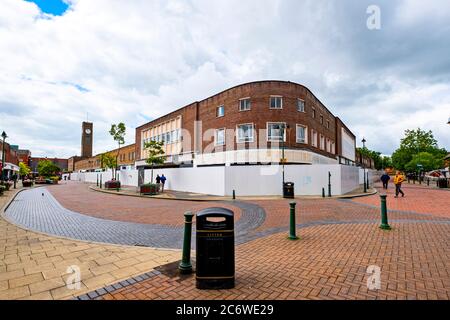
136 80 356 165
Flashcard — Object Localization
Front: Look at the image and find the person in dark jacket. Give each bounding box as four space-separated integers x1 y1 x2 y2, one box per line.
160 174 167 192
380 171 390 189
155 174 161 192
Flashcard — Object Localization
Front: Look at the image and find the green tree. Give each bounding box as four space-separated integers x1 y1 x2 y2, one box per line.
392 128 447 170
356 147 383 170
143 140 165 184
37 160 60 178
405 152 443 172
109 123 126 180
19 162 31 178
99 153 117 172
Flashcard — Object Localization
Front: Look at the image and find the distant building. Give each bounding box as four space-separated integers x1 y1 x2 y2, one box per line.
73 143 136 172
0 141 19 178
30 157 69 173
17 149 32 166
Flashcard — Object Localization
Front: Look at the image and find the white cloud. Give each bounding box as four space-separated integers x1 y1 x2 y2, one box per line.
0 0 449 158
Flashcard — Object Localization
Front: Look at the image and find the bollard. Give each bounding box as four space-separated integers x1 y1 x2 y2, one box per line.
366 172 369 189
322 187 325 198
328 172 331 197
232 189 235 200
100 175 102 189
96 174 99 187
14 179 16 189
379 194 391 230
179 211 194 274
288 202 299 240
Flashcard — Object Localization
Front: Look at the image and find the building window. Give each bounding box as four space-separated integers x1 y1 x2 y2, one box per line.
296 125 307 144
312 108 316 118
326 138 331 152
239 98 251 111
297 99 305 112
270 96 283 109
217 105 225 117
331 142 335 154
326 120 330 129
311 129 318 147
237 123 254 143
320 115 324 125
267 122 286 142
215 128 225 146
320 134 325 150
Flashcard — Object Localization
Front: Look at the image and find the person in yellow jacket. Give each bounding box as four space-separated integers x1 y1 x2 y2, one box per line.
393 171 405 198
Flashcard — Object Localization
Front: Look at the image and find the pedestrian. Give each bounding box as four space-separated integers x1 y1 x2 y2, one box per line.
160 174 167 192
380 171 390 189
393 171 405 198
155 174 161 192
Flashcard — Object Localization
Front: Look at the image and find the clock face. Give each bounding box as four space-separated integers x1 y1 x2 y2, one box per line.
85 129 91 134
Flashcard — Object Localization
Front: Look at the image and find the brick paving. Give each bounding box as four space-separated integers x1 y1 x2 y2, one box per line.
4 185 266 248
351 182 450 217
101 222 450 300
0 186 180 300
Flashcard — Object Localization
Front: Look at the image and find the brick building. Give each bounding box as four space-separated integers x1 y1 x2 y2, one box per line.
0 141 19 178
17 149 32 166
30 157 69 174
135 80 356 169
73 143 136 172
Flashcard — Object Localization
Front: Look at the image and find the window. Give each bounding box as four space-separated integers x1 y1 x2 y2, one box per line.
217 105 225 117
237 123 254 143
296 125 307 144
270 96 283 109
267 122 286 142
312 108 316 118
297 99 305 112
326 138 331 152
320 115 324 125
320 134 325 150
239 98 251 111
326 120 330 129
331 142 335 154
215 128 225 146
311 129 318 147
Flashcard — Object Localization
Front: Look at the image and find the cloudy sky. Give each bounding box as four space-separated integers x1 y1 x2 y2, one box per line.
0 0 449 158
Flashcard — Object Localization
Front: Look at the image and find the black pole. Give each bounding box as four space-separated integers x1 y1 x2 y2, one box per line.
232 189 235 200
328 171 331 197
1 135 5 183
322 187 325 198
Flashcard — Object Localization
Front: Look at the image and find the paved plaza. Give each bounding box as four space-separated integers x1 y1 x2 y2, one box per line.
1 181 449 300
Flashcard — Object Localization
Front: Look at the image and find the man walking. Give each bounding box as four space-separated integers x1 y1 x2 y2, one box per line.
155 174 161 192
393 171 405 198
160 174 167 192
380 171 390 189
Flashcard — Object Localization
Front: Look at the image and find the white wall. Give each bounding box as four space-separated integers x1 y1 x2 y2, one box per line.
67 164 361 196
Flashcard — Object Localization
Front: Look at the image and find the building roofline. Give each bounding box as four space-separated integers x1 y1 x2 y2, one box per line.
136 80 339 130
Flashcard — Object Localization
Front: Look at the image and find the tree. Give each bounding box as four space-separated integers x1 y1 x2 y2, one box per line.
37 160 60 178
99 153 117 172
143 140 165 184
405 152 444 172
392 128 447 170
19 162 31 178
109 123 126 180
356 147 383 170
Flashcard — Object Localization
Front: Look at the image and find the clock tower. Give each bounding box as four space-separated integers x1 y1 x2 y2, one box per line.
81 121 93 158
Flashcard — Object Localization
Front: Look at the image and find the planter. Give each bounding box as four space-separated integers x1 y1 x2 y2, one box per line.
35 179 47 185
104 180 121 190
0 185 5 195
0 182 12 191
22 180 33 187
140 184 159 195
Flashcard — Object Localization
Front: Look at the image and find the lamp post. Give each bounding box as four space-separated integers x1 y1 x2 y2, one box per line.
362 137 367 193
1 131 7 183
280 124 289 189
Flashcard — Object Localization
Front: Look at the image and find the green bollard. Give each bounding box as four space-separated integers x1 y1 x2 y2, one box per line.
179 211 194 274
322 187 325 198
379 194 391 230
328 172 332 197
288 202 299 240
96 174 99 187
99 175 102 189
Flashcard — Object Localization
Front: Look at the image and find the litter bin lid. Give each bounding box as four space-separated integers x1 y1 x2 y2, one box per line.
197 207 234 218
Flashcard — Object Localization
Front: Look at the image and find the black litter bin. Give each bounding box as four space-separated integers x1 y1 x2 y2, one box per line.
196 207 235 289
438 178 448 188
283 182 294 198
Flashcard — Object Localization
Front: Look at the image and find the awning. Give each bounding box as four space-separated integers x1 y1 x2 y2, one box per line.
2 163 19 171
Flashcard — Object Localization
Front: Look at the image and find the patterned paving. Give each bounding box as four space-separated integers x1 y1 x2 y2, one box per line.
4 188 267 248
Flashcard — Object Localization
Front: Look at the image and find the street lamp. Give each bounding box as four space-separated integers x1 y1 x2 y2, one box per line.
1 131 7 183
280 124 289 187
362 137 367 193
